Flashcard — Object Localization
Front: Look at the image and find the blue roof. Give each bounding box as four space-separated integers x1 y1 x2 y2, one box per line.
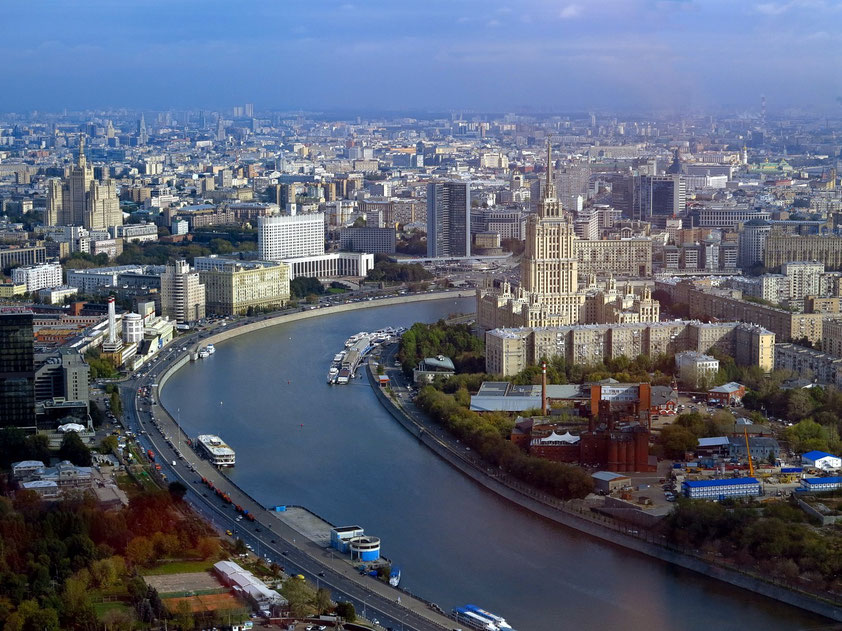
803 476 842 485
683 477 759 488
802 450 838 460
780 467 803 473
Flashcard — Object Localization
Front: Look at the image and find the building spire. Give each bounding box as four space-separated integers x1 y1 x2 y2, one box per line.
78 135 86 168
545 139 553 198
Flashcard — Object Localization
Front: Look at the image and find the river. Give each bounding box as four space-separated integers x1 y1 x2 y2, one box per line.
161 297 827 631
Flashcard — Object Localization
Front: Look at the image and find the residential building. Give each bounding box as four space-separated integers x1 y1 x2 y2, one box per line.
655 279 825 344
774 343 842 386
12 262 62 293
427 181 471 258
339 226 396 254
765 233 842 271
195 256 290 315
782 261 824 301
739 219 771 268
0 309 35 429
257 213 324 261
160 260 205 323
485 320 773 376
675 351 720 387
574 238 653 277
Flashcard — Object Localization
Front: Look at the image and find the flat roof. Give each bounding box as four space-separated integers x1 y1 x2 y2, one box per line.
803 476 842 485
684 477 759 488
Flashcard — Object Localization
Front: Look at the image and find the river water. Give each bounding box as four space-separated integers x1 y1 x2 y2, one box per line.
161 297 827 631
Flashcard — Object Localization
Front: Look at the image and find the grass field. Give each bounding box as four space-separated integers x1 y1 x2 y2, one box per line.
141 559 216 576
93 601 133 617
163 592 246 614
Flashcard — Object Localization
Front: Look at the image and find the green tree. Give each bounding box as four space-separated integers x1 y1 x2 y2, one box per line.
125 536 155 567
99 435 119 454
658 424 698 459
314 587 332 614
58 432 92 466
335 601 356 622
280 577 316 618
174 599 194 631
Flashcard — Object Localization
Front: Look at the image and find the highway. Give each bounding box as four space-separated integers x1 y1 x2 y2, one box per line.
117 316 457 631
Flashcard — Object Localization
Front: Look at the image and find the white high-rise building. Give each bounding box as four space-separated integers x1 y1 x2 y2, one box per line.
161 260 206 323
12 261 63 292
739 219 771 269
257 213 325 261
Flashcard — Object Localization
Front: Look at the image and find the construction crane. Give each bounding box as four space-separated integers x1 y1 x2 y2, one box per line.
744 427 755 477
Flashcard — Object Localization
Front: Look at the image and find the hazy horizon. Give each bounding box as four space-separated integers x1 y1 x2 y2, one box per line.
3 0 841 114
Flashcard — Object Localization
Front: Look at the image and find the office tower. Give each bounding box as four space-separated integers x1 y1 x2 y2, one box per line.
426 181 471 258
0 309 35 428
739 219 771 269
216 168 233 188
612 173 685 222
34 349 90 408
257 214 325 261
216 118 226 141
556 162 590 212
161 260 206 323
46 136 122 230
244 103 254 117
339 226 397 254
137 113 148 145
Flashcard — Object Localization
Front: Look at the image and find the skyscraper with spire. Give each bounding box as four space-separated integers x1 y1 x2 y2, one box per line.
137 113 148 145
477 141 586 330
45 135 122 230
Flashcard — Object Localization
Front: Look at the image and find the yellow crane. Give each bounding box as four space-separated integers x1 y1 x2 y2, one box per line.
744 427 755 477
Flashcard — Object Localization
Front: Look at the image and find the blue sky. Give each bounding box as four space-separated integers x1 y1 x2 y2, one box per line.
2 0 840 113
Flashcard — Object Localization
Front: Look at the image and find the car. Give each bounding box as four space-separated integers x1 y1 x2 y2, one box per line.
317 571 325 577
281 551 288 556
270 539 276 543
226 529 233 536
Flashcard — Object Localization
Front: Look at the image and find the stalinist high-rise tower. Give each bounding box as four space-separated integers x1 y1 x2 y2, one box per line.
477 141 586 331
46 136 123 230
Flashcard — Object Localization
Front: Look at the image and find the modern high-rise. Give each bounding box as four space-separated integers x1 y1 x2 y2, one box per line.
0 309 35 428
612 173 685 222
195 256 290 316
46 136 123 231
257 213 325 261
427 181 471 258
739 219 771 268
161 260 206 323
339 227 397 254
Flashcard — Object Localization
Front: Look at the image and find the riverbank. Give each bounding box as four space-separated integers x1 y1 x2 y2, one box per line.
366 354 842 622
149 292 478 631
186 290 475 356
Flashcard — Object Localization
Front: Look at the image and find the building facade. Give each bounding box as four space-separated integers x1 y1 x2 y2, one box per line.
11 262 63 293
257 213 325 261
427 181 471 258
195 256 290 315
339 226 396 254
0 310 35 429
485 320 774 376
160 260 206 323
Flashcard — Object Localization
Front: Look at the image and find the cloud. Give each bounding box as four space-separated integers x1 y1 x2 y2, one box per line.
559 4 581 19
754 2 791 14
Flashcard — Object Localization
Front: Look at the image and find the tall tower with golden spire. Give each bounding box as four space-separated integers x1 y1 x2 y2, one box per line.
518 139 582 325
77 134 86 168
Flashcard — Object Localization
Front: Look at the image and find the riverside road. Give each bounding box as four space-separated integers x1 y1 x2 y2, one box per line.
118 304 463 631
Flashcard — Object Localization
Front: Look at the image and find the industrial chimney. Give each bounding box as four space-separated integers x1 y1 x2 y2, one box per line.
107 296 117 345
541 362 547 415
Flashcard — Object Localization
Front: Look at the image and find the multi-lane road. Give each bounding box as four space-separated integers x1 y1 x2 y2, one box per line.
117 319 456 631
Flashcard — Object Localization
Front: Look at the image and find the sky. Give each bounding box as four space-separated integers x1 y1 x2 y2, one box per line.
2 0 841 114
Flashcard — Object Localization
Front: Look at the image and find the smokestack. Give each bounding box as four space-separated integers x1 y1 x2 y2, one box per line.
541 362 547 415
107 296 116 345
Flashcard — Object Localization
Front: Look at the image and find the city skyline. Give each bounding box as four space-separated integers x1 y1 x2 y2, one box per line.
2 0 841 113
